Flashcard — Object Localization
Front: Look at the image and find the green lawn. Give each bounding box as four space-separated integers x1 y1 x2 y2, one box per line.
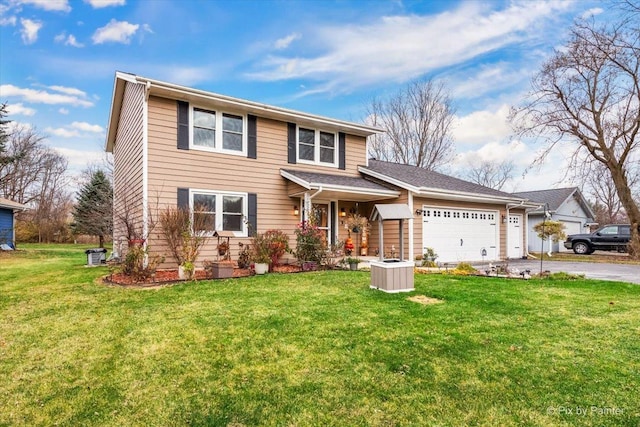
1 244 639 426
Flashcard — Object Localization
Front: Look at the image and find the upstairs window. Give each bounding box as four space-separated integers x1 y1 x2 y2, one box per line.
190 106 246 155
297 127 337 166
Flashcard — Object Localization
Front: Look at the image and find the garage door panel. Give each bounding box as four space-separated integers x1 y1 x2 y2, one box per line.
423 206 498 263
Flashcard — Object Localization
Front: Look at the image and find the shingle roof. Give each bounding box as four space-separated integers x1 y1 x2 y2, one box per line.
281 169 396 192
362 159 520 199
513 187 579 212
0 198 28 211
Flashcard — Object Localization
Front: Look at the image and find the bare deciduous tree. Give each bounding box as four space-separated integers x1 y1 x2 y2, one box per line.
511 14 640 256
0 123 73 243
366 79 456 171
464 159 515 190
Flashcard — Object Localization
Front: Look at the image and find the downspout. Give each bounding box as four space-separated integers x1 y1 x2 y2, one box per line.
142 80 151 247
408 190 414 262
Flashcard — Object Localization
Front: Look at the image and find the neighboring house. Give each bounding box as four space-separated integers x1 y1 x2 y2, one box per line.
514 187 596 253
0 198 28 249
106 72 537 266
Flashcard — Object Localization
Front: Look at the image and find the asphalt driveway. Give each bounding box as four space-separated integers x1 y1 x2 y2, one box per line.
475 259 640 284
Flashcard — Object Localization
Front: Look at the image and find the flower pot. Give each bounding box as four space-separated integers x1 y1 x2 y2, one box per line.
349 262 358 271
178 265 193 280
211 262 233 279
254 263 269 275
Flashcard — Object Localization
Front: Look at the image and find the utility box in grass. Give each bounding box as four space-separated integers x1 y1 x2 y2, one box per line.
85 248 107 266
370 259 414 293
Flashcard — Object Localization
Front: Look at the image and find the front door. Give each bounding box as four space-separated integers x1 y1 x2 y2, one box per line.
312 203 330 244
507 214 522 258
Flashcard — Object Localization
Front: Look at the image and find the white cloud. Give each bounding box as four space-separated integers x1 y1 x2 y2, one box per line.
449 63 531 100
46 126 81 138
0 84 94 107
6 103 36 116
55 32 84 47
20 18 42 44
70 121 103 133
581 7 603 19
0 15 16 26
452 105 512 146
274 33 301 50
47 85 87 97
59 108 69 115
54 147 105 170
84 0 125 8
248 1 573 94
45 122 104 138
92 19 139 44
16 0 71 12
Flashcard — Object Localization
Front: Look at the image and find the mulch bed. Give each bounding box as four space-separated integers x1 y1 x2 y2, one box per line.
103 264 303 287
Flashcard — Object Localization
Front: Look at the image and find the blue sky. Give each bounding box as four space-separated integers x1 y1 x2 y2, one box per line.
0 0 612 192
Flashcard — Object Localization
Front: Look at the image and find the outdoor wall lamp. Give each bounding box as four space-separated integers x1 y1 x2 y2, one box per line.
502 215 507 224
293 206 299 215
415 209 424 216
340 208 346 217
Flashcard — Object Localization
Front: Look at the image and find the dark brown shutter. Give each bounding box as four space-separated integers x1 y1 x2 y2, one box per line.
247 114 257 159
287 122 296 164
248 193 257 235
177 101 189 150
338 132 346 170
177 188 189 209
330 201 337 246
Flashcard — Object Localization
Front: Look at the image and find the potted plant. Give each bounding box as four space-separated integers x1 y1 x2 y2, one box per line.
178 260 195 280
159 206 210 281
217 240 229 257
345 256 360 271
250 232 271 275
346 213 368 235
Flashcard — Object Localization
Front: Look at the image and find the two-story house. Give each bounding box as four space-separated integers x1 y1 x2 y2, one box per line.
106 72 536 266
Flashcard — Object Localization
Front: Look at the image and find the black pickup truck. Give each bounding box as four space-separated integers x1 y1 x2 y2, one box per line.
563 224 631 254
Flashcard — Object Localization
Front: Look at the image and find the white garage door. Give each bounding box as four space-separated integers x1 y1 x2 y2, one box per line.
559 221 582 252
422 206 498 263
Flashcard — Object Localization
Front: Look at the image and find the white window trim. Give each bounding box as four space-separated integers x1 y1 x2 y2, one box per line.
189 189 248 237
296 125 338 168
189 105 248 157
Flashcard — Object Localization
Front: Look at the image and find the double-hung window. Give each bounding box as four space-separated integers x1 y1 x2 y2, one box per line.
297 127 337 166
191 106 246 155
191 190 248 237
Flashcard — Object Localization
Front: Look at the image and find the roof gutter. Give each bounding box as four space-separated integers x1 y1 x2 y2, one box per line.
130 73 384 137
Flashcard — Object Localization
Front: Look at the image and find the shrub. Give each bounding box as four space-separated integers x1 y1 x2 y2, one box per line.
159 206 210 267
121 245 164 282
293 221 326 264
421 247 438 267
263 229 290 267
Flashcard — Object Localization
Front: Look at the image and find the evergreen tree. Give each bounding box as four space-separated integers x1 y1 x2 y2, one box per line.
71 170 113 247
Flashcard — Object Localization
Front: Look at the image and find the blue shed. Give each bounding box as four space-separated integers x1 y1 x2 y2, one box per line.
0 198 28 249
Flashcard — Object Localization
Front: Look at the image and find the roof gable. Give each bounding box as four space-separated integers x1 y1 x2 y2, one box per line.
514 187 595 217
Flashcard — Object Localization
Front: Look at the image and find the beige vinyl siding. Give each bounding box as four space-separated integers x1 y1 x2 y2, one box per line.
145 96 369 267
112 81 145 254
